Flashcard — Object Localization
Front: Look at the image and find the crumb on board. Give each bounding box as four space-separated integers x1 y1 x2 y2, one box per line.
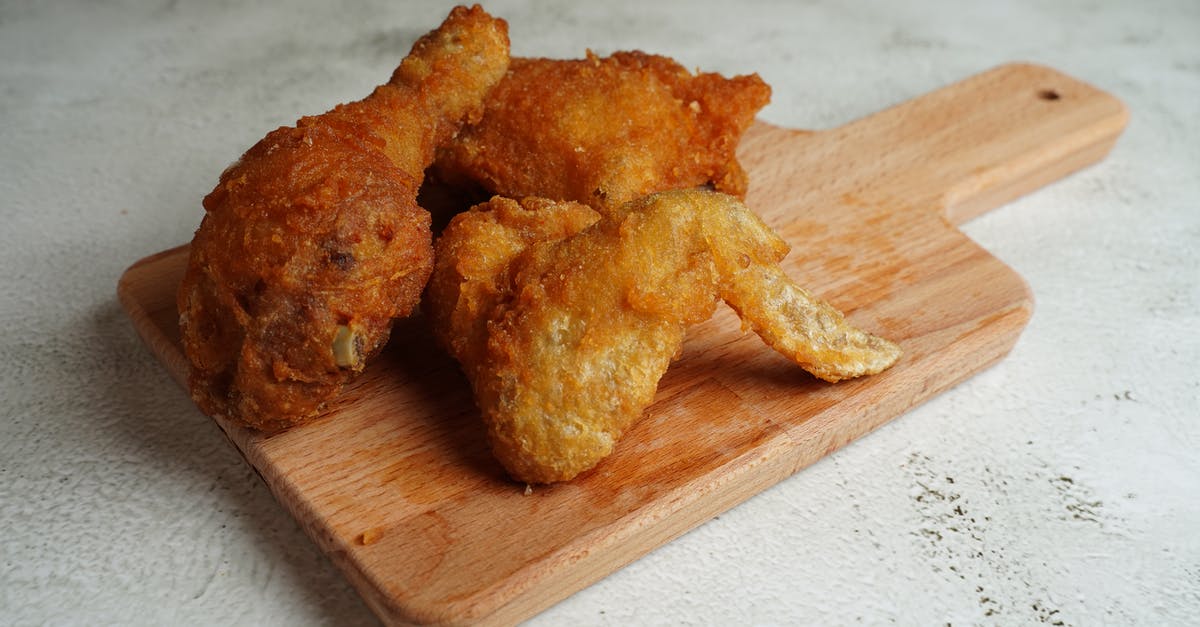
358 527 384 545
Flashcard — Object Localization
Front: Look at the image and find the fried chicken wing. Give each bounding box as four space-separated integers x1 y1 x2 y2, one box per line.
429 51 770 215
177 5 510 430
427 191 901 483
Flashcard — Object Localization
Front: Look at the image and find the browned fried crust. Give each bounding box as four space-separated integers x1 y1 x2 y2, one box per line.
177 6 510 430
431 51 771 214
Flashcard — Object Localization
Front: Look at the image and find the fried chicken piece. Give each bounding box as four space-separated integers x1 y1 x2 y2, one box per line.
427 191 901 483
429 51 770 215
424 196 601 383
177 6 510 430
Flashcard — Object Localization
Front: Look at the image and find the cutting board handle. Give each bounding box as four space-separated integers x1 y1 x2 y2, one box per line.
854 62 1129 224
746 63 1128 228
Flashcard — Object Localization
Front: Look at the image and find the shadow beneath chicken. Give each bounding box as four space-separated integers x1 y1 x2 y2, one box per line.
370 314 507 484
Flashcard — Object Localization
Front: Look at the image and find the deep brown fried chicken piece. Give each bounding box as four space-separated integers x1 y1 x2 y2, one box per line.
430 51 770 215
177 5 510 430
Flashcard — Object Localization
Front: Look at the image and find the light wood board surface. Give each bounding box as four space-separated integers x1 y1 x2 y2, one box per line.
118 63 1126 625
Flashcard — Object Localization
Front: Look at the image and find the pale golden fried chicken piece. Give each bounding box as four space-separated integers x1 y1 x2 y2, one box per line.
423 196 601 382
177 6 510 430
427 191 901 483
429 51 770 215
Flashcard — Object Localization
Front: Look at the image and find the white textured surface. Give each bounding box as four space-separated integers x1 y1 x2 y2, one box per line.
2 0 1197 625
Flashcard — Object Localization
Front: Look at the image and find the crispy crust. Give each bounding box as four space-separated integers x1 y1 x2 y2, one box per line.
177 6 510 429
431 51 771 214
428 191 900 483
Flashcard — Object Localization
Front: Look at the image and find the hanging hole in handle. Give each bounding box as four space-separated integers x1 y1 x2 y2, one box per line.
1037 88 1061 101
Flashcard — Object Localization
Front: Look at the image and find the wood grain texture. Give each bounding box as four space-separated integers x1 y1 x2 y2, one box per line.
117 63 1126 625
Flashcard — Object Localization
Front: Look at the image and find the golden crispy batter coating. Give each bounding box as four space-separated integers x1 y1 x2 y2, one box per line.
177 6 510 430
430 51 771 214
428 191 901 483
423 196 601 379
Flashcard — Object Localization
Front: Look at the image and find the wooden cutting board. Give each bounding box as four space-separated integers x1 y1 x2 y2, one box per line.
118 63 1126 625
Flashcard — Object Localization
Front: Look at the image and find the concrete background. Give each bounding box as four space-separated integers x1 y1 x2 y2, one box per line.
2 0 1196 624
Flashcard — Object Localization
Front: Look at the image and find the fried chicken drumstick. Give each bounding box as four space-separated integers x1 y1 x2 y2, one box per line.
178 6 509 430
427 191 901 483
430 51 770 214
